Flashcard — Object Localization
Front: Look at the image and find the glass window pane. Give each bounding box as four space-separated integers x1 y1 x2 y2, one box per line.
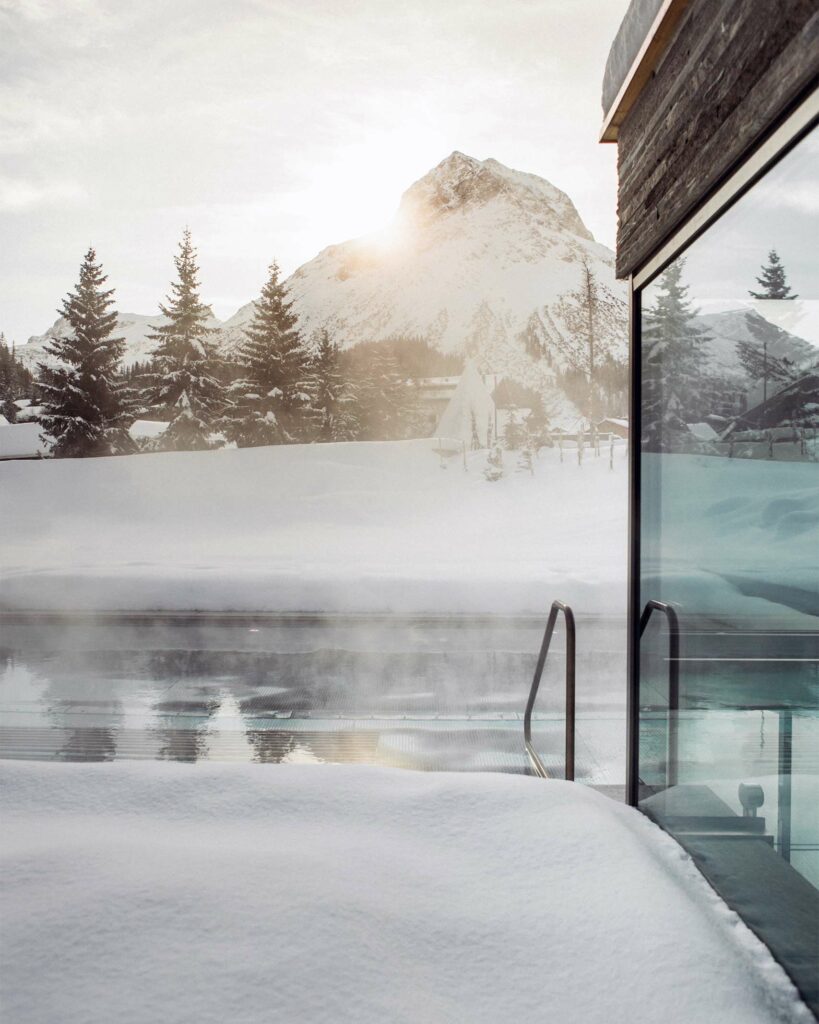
637 125 819 1007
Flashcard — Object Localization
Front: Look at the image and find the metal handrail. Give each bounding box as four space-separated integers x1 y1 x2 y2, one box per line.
524 601 576 780
639 600 680 788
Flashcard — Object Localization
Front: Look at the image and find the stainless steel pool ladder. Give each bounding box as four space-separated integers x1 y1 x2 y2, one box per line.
523 600 576 780
639 600 680 789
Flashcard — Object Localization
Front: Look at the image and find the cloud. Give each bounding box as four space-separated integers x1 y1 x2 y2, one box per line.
754 181 819 216
0 175 87 212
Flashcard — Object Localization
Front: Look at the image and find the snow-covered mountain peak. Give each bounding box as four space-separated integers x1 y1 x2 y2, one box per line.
396 151 594 242
19 153 619 393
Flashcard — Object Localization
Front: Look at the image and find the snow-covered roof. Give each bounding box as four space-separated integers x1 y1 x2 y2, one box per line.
129 419 170 441
0 422 48 460
687 422 718 441
417 376 461 387
598 417 628 428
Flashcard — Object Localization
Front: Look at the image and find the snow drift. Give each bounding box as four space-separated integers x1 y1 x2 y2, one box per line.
0 761 810 1024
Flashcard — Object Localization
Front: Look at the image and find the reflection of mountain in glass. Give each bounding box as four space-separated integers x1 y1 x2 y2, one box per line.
642 265 818 457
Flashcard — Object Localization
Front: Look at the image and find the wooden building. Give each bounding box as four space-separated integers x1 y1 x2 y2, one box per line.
602 1 818 1015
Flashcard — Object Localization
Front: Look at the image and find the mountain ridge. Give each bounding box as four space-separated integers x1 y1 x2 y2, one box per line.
20 152 625 391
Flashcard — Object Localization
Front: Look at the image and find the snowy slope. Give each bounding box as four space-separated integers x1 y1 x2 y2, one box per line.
0 762 811 1024
223 152 628 387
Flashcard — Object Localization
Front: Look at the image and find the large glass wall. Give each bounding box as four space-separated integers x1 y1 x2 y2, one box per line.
636 123 818 1011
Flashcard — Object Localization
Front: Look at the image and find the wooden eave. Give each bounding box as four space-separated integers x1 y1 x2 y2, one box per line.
599 0 691 143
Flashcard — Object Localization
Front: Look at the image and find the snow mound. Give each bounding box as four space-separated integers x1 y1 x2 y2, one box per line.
0 761 810 1024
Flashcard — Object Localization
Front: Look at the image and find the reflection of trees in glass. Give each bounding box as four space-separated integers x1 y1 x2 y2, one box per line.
740 251 799 402
156 726 210 763
58 727 118 762
737 314 799 400
641 260 711 451
750 250 798 301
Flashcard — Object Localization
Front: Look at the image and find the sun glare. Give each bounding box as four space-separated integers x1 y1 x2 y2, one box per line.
299 130 443 249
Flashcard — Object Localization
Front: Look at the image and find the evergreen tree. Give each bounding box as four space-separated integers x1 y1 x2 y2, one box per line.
503 408 524 450
737 316 798 402
36 248 133 457
741 254 798 403
158 391 213 451
348 347 421 441
749 250 797 300
226 260 311 446
0 335 34 422
146 229 223 450
641 259 710 451
310 328 358 441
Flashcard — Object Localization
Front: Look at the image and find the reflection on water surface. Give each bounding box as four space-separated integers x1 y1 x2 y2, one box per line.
0 614 625 780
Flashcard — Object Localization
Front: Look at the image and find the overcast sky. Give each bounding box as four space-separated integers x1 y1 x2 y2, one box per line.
1 0 626 344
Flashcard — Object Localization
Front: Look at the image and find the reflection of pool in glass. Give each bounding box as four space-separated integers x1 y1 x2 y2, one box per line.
640 709 818 885
638 622 818 884
0 614 626 784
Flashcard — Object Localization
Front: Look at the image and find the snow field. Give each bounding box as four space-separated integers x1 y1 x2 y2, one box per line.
0 761 812 1024
0 438 628 615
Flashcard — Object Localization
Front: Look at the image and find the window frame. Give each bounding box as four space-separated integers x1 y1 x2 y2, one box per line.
626 86 819 807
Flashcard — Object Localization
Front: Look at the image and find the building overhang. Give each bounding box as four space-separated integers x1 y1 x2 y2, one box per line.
599 0 691 143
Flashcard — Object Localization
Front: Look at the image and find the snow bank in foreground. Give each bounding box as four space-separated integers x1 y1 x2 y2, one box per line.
0 439 627 615
0 762 809 1024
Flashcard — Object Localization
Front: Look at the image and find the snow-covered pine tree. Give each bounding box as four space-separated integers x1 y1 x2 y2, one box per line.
503 408 523 450
145 229 223 450
351 347 421 440
226 260 312 447
0 335 34 422
641 259 710 452
36 248 134 458
158 391 213 452
749 250 798 301
740 254 799 403
310 328 358 441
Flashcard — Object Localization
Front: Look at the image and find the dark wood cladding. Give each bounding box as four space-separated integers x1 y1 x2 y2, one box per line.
616 0 819 279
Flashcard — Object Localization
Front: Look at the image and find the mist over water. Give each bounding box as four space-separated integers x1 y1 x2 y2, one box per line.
0 613 626 779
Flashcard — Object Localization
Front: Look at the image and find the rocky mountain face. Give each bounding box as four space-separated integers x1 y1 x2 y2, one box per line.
18 312 221 371
694 308 818 376
222 153 628 393
21 153 630 396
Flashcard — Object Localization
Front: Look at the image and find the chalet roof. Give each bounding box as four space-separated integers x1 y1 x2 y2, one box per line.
0 422 48 460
